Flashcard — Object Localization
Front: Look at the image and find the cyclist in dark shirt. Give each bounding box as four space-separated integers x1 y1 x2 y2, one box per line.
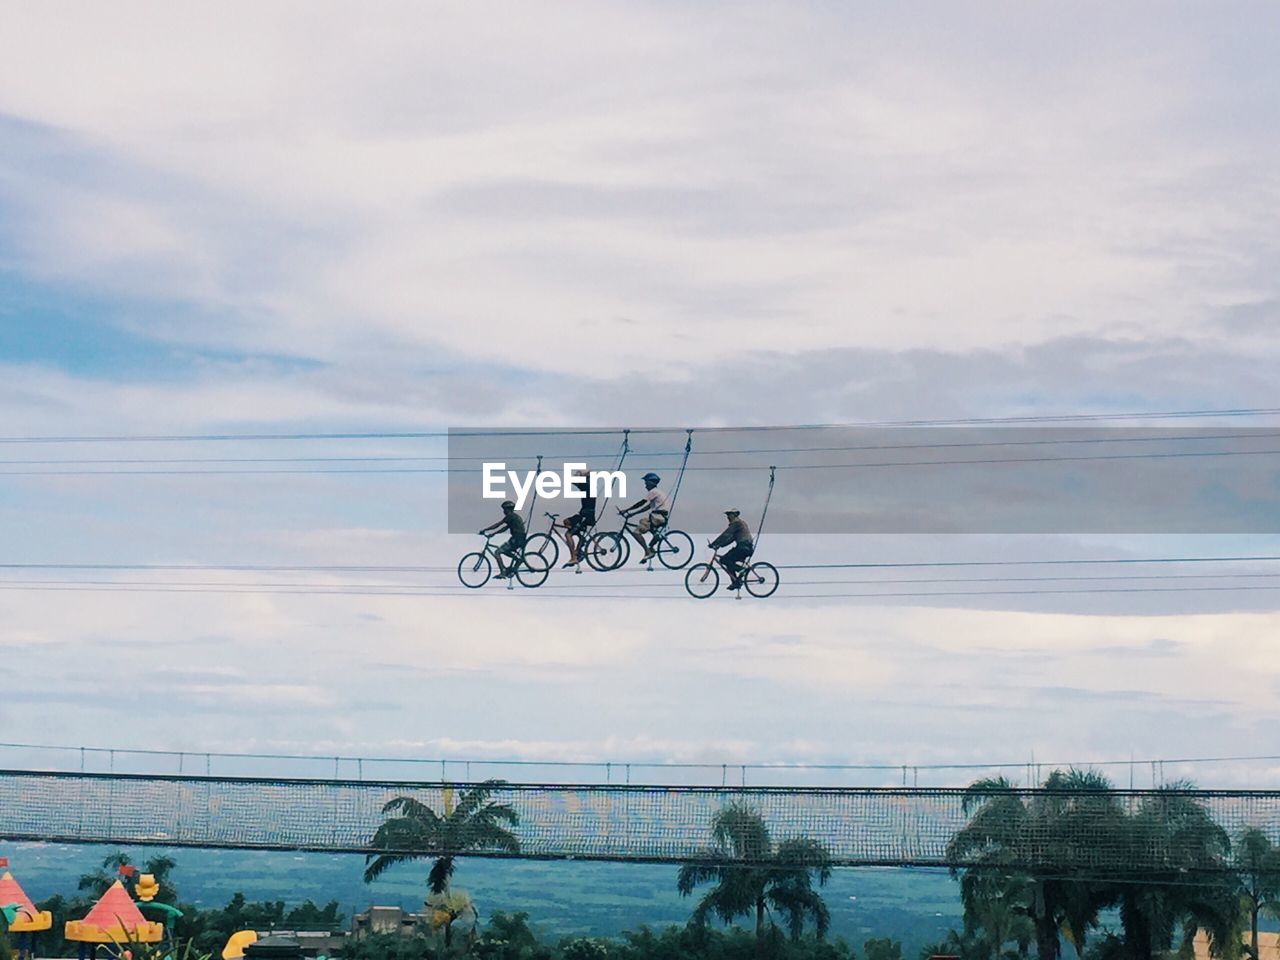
708 508 753 589
558 468 597 568
480 499 527 579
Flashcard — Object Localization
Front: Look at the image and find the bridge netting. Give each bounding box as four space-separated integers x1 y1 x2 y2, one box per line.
2 770 1278 872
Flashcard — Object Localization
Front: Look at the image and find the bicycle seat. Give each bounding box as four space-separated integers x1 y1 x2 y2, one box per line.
545 512 560 520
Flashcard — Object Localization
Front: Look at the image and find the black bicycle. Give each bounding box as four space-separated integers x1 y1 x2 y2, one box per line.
589 509 695 571
685 548 779 599
456 534 551 589
526 511 596 570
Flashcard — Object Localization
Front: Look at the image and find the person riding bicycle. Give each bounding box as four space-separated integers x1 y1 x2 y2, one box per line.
708 508 754 589
559 466 597 567
619 472 669 563
479 499 527 579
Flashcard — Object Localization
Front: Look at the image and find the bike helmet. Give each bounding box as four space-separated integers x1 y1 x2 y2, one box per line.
724 508 741 516
642 472 661 483
501 500 516 510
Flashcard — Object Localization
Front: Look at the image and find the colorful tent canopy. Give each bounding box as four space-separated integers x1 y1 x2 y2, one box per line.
0 871 51 932
64 881 162 944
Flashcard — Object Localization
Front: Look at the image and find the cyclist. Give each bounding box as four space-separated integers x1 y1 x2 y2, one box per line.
559 467 597 567
708 508 753 589
479 499 527 579
619 472 669 563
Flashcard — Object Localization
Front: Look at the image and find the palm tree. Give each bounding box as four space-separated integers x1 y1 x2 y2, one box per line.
957 872 1035 959
1235 827 1280 960
1114 783 1237 960
947 770 1126 960
77 853 178 903
677 802 832 960
363 780 519 947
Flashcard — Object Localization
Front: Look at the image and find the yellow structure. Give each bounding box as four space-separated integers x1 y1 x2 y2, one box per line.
0 871 51 933
221 930 258 959
64 881 163 945
134 874 160 903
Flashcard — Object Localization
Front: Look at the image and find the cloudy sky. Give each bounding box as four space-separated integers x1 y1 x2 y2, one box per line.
2 2 1279 788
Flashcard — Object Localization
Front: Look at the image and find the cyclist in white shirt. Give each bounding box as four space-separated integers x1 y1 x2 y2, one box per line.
619 472 669 563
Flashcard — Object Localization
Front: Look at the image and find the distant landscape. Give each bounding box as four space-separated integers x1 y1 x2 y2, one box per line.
7 842 963 956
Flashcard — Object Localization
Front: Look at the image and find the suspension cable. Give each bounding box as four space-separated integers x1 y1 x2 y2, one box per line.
755 466 777 551
523 454 544 529
593 429 630 522
665 430 694 521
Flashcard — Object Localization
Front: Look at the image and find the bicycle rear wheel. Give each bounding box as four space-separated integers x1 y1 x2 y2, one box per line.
457 551 492 588
583 532 616 571
744 561 779 598
515 552 550 588
525 532 560 568
588 532 628 571
685 562 720 599
656 529 694 570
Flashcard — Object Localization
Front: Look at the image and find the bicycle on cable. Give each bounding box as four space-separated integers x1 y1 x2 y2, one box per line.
524 511 566 568
593 512 696 570
525 510 599 570
458 500 550 588
457 533 551 588
685 507 778 598
525 467 598 570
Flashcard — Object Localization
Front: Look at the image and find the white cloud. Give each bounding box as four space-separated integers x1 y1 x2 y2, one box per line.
0 3 1276 374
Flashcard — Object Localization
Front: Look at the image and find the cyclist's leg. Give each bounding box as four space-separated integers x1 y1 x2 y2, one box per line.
630 515 651 557
494 539 516 577
723 545 750 587
559 517 577 563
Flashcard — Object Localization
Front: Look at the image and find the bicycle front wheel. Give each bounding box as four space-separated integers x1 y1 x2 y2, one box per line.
656 529 695 569
685 562 720 599
525 532 560 568
744 561 779 598
457 551 492 589
516 552 550 588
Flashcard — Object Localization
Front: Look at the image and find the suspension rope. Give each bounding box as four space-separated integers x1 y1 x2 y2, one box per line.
593 429 630 523
755 466 777 551
665 430 694 521
523 455 544 529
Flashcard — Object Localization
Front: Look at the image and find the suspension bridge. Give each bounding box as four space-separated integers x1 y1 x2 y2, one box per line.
3 769 1278 872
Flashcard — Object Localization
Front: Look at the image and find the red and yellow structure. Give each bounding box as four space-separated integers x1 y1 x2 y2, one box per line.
0 866 52 960
64 880 163 958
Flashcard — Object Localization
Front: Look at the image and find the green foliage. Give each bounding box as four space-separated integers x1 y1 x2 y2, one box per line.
365 781 521 896
948 770 1255 960
472 912 554 960
79 853 180 904
614 924 853 960
101 934 211 960
560 937 611 960
863 937 901 960
1235 827 1280 960
339 932 439 960
677 802 833 951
